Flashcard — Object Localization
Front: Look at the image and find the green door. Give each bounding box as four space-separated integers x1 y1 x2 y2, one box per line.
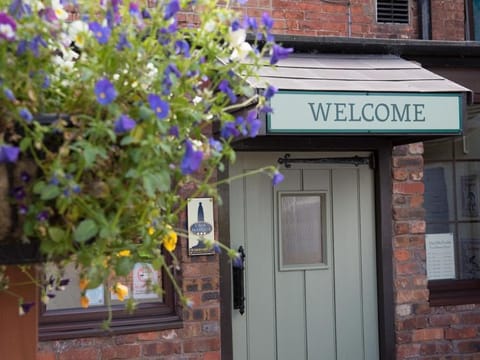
230 152 379 360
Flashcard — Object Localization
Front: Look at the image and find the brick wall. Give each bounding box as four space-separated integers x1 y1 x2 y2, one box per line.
393 143 480 359
37 233 221 360
431 0 465 41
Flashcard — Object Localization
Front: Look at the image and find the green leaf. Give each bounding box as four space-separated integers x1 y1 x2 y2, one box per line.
115 257 133 276
73 219 98 243
143 171 171 198
48 227 66 243
19 137 32 152
41 184 61 200
83 145 107 168
33 181 46 195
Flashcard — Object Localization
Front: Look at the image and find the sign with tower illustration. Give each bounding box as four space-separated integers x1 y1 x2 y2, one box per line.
188 198 215 256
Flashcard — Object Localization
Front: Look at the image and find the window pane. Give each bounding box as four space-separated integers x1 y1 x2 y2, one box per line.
458 223 480 279
280 194 324 268
456 162 480 221
425 163 455 225
46 262 163 311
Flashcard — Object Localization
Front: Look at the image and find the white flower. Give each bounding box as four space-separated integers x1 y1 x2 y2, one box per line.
68 20 90 48
52 0 68 21
203 20 216 33
231 42 253 61
0 24 15 41
228 28 246 48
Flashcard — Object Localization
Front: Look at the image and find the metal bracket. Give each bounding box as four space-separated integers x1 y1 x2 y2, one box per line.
278 153 375 169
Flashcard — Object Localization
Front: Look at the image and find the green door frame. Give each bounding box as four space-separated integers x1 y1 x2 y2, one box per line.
218 136 395 360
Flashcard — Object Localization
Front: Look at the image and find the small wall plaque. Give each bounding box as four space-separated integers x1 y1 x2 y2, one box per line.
188 198 215 256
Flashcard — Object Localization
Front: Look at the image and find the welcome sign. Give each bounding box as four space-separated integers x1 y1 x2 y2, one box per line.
267 91 463 134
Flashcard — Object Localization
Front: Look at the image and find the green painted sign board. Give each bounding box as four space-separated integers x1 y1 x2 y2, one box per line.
267 91 463 134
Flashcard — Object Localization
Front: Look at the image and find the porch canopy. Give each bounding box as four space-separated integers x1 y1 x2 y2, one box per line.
249 54 472 142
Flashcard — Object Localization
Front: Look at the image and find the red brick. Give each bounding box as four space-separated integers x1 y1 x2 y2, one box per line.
445 327 478 339
37 352 56 360
397 343 421 358
411 328 444 342
137 331 160 341
183 337 220 353
394 249 411 261
396 289 429 303
457 340 480 353
101 345 141 359
397 316 428 331
396 261 422 276
393 182 425 195
203 351 221 360
142 342 181 356
58 348 99 360
429 313 460 326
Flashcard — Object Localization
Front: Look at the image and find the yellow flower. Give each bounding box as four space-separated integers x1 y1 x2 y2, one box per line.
162 228 178 252
113 282 129 302
117 249 131 257
148 227 155 236
79 278 89 291
80 295 89 308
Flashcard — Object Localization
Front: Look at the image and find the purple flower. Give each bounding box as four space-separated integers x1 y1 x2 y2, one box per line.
164 0 180 20
244 16 257 31
94 78 117 105
36 210 49 222
141 8 151 19
165 63 181 78
129 2 140 16
209 138 223 152
263 85 277 100
29 35 47 57
262 12 274 30
41 8 58 22
148 94 170 119
272 170 284 186
270 45 293 65
232 252 243 268
3 88 15 101
180 140 203 175
8 0 32 19
0 145 20 163
12 186 26 200
174 40 190 58
18 204 28 215
89 22 111 45
0 12 17 41
114 114 136 133
20 171 30 182
19 108 33 123
56 278 70 291
231 19 242 31
246 110 261 138
220 122 240 139
116 32 131 51
213 241 221 254
16 39 27 55
19 301 34 316
218 80 237 104
259 104 273 114
169 125 179 137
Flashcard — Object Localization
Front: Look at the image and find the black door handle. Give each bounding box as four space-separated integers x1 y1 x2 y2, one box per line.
232 246 246 315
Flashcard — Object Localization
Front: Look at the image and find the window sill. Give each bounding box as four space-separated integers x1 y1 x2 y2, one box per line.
428 279 480 306
39 303 182 341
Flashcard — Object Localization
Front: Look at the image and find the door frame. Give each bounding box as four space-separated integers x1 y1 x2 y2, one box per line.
219 136 395 360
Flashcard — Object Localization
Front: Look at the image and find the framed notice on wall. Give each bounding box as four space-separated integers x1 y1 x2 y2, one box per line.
425 233 456 280
188 198 215 256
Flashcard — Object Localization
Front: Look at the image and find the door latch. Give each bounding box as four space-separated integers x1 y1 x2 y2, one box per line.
232 246 246 315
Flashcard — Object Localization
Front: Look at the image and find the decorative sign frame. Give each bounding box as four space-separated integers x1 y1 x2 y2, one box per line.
268 91 463 134
188 197 215 256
